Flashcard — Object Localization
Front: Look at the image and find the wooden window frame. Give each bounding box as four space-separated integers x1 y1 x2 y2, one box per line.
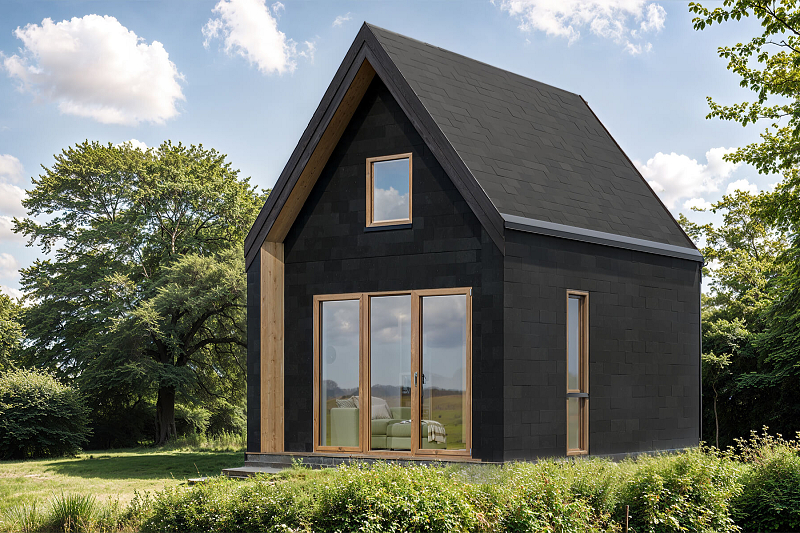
366 153 413 227
566 290 589 456
313 288 472 458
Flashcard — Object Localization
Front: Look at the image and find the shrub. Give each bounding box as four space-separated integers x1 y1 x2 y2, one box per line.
0 368 91 459
731 430 800 532
486 461 615 532
616 448 741 533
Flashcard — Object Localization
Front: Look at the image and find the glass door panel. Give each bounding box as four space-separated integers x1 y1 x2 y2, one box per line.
420 294 468 451
320 300 360 448
369 295 411 450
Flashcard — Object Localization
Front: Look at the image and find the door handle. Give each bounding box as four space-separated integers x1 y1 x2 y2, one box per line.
414 372 418 387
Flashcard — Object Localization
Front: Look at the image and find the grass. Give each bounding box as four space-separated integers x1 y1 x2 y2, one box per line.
0 445 243 516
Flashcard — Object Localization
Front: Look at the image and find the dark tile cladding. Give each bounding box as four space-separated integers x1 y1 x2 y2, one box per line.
281 77 505 461
368 24 694 249
246 252 262 453
502 230 701 459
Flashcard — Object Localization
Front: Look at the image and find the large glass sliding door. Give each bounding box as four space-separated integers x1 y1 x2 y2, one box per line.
369 295 411 450
419 293 469 452
314 296 362 452
314 288 471 457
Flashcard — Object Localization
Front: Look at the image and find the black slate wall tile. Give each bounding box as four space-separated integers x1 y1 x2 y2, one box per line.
503 231 700 460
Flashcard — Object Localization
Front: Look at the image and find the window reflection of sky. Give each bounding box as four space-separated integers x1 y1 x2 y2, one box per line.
321 295 468 394
422 295 467 393
321 300 359 393
373 158 409 221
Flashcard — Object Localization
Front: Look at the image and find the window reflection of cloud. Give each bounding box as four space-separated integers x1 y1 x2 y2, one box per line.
374 186 409 221
371 298 410 343
323 301 359 346
422 295 466 348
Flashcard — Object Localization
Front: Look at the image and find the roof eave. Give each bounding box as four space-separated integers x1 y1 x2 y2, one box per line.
503 214 704 263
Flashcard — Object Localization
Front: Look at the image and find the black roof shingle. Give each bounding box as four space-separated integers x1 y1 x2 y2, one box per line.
368 24 694 249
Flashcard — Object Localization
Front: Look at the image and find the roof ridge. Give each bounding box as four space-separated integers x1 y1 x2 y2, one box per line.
364 22 582 99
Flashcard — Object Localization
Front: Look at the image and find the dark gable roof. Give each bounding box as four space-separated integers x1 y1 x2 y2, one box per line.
368 25 694 250
245 23 701 268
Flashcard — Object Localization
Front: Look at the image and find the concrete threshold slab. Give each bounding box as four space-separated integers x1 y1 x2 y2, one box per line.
223 465 286 478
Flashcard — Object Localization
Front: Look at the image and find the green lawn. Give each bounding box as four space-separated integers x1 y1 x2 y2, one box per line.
0 447 244 514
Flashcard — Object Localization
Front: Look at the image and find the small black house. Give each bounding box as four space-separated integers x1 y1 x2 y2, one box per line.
244 23 702 465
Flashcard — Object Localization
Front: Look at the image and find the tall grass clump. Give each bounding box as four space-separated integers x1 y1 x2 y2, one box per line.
730 429 800 532
1 492 135 533
2 503 44 533
46 493 97 533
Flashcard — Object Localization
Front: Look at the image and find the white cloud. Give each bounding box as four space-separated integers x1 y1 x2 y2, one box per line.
683 198 713 211
333 13 352 27
203 0 305 75
116 139 147 151
373 187 409 221
271 1 284 17
726 179 758 196
496 0 665 54
0 183 26 218
0 253 19 278
299 40 315 61
0 154 24 183
2 15 184 126
636 147 740 209
0 285 23 300
0 216 22 242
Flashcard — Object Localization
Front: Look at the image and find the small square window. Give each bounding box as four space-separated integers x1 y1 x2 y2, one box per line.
366 153 412 227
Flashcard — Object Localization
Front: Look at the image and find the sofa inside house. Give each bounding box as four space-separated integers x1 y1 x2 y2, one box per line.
330 402 446 450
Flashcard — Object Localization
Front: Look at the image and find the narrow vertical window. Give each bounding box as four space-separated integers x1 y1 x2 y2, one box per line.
366 154 412 227
567 291 588 455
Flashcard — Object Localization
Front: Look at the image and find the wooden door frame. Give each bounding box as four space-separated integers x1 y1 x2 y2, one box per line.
312 287 472 458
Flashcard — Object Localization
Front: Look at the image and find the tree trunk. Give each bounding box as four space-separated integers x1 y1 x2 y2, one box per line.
713 383 720 449
155 385 177 446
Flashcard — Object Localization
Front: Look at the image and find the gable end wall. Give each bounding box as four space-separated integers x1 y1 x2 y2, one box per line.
281 78 505 461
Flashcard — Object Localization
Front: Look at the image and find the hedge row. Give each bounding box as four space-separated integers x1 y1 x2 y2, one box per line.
139 434 800 533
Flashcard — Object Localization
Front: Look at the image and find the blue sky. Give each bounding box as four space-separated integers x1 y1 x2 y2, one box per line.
0 0 774 297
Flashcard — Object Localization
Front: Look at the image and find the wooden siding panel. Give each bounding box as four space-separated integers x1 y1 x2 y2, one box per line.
261 241 285 452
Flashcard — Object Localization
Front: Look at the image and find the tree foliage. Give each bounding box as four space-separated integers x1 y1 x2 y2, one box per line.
15 141 262 444
0 293 23 372
681 192 787 447
689 0 800 177
689 0 800 446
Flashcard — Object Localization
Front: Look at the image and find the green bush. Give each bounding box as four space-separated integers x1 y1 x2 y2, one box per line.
731 430 800 532
616 448 741 533
132 443 800 533
0 368 91 459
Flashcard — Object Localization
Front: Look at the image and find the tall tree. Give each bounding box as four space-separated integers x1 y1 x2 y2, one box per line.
16 141 262 444
690 0 800 443
680 191 787 447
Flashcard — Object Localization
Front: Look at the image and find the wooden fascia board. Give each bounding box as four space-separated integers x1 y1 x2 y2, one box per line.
245 26 375 266
360 28 506 254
